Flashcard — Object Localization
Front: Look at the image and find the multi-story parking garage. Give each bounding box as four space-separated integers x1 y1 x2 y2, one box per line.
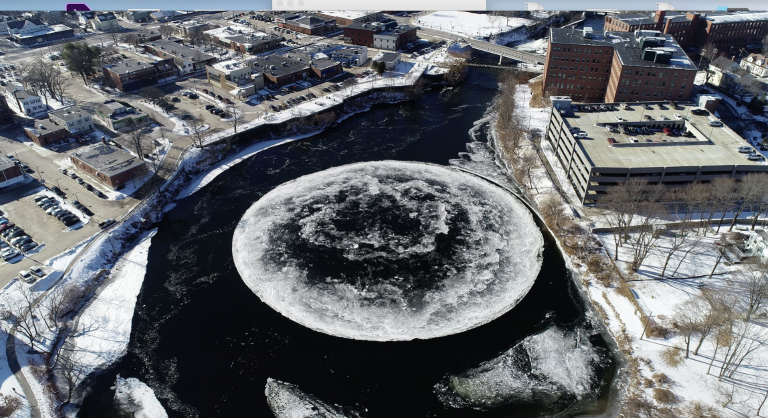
545 96 768 204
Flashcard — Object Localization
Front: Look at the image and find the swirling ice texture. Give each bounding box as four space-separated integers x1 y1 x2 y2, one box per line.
435 327 604 409
265 378 359 418
232 161 544 341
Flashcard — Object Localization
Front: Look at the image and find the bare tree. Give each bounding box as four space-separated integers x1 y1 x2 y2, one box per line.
104 24 122 45
158 24 175 39
673 298 704 358
763 34 768 57
540 194 566 231
186 113 208 148
728 173 768 232
140 86 165 106
123 33 141 50
55 349 86 405
693 290 733 355
515 150 539 192
0 283 41 351
225 103 243 135
718 320 767 378
709 177 736 234
699 42 719 83
628 200 665 271
340 77 357 99
125 119 148 160
733 261 768 322
600 179 656 262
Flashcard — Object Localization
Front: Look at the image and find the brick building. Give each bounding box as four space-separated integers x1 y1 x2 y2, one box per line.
373 25 417 51
49 106 93 134
69 143 148 190
225 33 283 54
102 59 176 92
343 20 397 47
278 14 337 36
142 39 215 75
604 10 768 51
544 28 697 103
24 119 68 146
315 11 382 27
0 155 24 189
251 56 310 86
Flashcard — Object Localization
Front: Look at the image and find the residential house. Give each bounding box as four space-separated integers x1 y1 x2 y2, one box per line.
740 53 768 78
90 13 119 32
372 52 401 70
6 19 74 45
173 20 217 40
0 155 24 189
142 39 215 75
708 56 753 92
77 11 95 27
49 106 93 134
69 143 148 190
6 18 46 35
745 230 768 262
121 10 154 23
95 101 149 130
2 85 46 117
102 59 176 91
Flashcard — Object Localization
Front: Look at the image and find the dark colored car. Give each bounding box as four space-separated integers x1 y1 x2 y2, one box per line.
99 219 116 229
51 186 65 197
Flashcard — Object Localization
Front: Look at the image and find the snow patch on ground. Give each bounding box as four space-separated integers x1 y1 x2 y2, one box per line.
68 229 157 385
417 11 533 39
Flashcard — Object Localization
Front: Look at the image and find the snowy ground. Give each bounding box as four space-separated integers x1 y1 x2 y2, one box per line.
416 11 533 39
509 38 547 54
67 229 157 388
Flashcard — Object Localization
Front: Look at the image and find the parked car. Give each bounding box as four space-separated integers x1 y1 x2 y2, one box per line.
13 237 32 248
30 266 45 277
58 168 68 175
18 270 34 283
188 93 199 99
99 219 116 229
691 108 709 116
171 97 180 102
51 186 65 197
20 242 38 252
3 250 19 261
708 121 723 127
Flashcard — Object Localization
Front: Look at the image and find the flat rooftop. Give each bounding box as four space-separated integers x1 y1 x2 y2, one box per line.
70 143 145 177
559 101 764 169
550 28 696 71
317 10 380 20
211 59 250 73
703 11 768 24
0 155 15 171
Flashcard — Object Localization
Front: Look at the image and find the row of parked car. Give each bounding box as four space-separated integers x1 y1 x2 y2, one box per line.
205 104 229 117
0 215 38 261
35 194 82 228
59 168 107 199
17 266 46 284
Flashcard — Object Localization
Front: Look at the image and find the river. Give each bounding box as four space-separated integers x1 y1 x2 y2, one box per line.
79 68 616 418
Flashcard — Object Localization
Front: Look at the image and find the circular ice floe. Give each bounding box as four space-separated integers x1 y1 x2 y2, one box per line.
232 161 544 341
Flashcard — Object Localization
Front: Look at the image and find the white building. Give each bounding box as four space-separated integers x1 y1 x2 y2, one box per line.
49 106 93 134
329 46 368 66
740 53 768 78
90 13 119 31
372 52 401 70
5 18 47 36
3 85 46 117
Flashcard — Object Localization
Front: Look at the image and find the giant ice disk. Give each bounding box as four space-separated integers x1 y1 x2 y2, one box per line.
233 161 544 341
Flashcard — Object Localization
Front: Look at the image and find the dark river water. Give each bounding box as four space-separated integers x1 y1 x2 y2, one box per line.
79 68 616 418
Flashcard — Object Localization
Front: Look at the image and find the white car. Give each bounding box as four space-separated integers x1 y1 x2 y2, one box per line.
18 270 34 284
30 266 45 277
674 113 682 120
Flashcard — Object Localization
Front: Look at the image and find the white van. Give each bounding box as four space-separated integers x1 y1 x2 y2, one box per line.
575 132 588 139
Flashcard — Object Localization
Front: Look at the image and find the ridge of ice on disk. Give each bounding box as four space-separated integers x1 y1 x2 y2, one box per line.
233 161 544 341
435 326 605 409
265 378 361 418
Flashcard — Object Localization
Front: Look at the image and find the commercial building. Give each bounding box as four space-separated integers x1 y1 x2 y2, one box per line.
315 11 382 27
172 20 217 39
544 28 697 103
604 10 768 51
24 119 69 146
225 33 283 54
102 59 176 91
142 39 216 75
251 55 310 86
5 19 74 46
372 52 401 70
544 96 768 204
0 155 24 189
49 106 93 134
206 58 265 100
740 53 768 77
96 101 149 131
69 143 148 190
277 14 337 36
373 25 417 51
328 46 368 66
344 21 417 49
0 96 14 125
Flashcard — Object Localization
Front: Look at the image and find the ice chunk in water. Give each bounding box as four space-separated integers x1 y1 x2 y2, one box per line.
233 161 544 341
112 375 169 418
265 378 360 418
436 326 605 409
